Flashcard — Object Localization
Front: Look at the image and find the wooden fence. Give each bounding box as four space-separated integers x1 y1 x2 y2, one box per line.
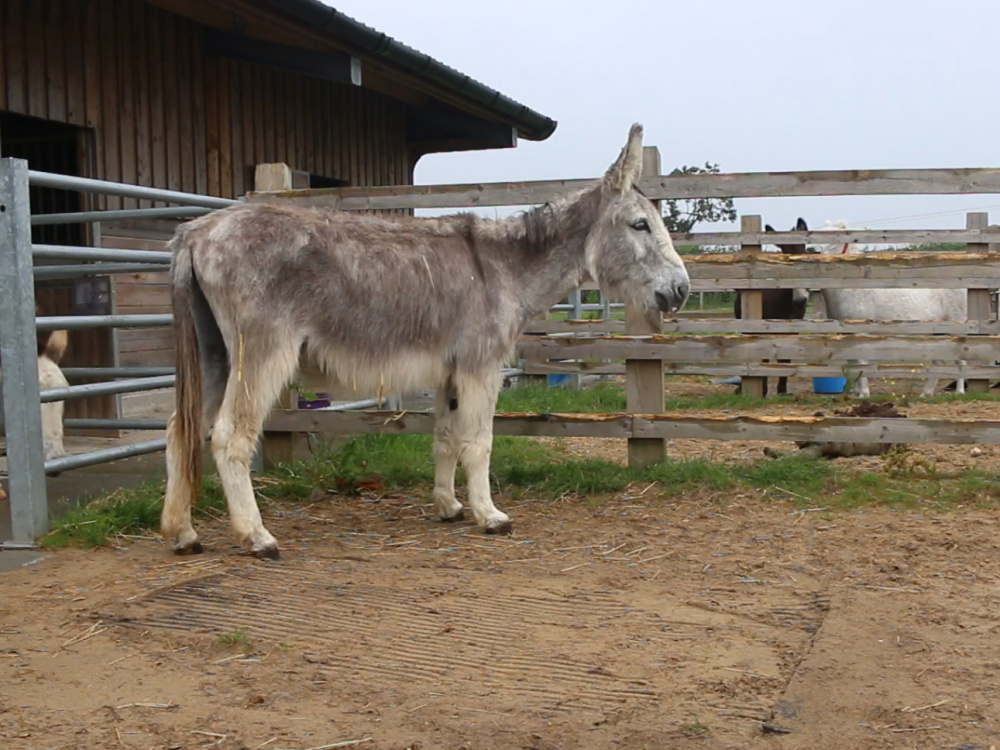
252 158 1000 466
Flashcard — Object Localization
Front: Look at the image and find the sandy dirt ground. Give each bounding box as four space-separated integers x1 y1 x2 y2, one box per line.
2 376 1000 750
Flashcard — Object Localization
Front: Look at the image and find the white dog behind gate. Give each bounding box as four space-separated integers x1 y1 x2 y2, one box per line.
0 328 70 464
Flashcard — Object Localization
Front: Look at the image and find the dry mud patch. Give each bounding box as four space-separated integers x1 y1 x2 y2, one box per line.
3 489 1000 749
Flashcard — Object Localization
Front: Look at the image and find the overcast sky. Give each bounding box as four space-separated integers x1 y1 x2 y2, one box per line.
329 0 999 233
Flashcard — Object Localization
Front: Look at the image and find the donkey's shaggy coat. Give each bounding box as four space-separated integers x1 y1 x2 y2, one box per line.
162 124 690 557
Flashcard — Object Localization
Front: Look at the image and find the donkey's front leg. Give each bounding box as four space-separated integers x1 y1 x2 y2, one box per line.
456 373 511 535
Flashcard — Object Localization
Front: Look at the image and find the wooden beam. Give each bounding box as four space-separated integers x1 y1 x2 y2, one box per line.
246 167 1000 212
255 163 298 468
683 252 1000 290
521 361 997 379
205 28 361 86
673 228 1000 248
737 215 765 398
529 318 1000 335
517 334 1000 364
625 146 666 469
657 318 1000 335
263 409 1000 446
965 212 993 393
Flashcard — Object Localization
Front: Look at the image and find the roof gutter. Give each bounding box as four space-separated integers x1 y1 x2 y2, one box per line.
249 0 557 142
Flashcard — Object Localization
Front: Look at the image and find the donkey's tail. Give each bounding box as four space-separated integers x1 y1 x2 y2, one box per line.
169 232 204 504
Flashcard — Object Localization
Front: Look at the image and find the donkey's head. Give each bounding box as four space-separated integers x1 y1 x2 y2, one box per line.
584 124 690 323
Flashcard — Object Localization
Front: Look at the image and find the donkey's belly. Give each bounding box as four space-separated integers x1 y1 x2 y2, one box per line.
301 348 449 400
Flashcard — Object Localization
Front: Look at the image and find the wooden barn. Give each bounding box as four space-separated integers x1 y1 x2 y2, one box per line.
0 0 556 419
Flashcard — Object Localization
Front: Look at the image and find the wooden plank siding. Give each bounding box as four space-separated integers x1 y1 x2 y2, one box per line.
0 0 411 197
1 0 413 371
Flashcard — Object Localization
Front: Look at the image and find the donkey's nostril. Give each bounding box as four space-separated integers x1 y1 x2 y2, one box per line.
654 290 672 312
675 280 690 303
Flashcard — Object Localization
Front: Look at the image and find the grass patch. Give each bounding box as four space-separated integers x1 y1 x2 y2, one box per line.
217 629 250 647
497 381 627 413
40 478 227 549
497 381 1000 416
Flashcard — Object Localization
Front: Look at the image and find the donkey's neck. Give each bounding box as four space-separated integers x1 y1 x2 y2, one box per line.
484 188 600 324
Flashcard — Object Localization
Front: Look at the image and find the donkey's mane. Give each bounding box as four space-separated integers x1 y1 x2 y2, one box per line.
473 186 602 257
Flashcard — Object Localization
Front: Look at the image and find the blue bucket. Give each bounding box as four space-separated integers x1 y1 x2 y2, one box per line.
548 374 571 387
813 376 847 394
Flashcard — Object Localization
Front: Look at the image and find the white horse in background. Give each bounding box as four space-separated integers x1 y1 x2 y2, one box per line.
815 220 967 398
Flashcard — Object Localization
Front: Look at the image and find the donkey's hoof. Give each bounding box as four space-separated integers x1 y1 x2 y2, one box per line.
173 540 204 556
484 520 513 536
251 544 280 560
439 509 465 523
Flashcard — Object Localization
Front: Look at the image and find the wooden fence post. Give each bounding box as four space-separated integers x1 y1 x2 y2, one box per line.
625 146 666 469
738 215 766 398
255 163 299 468
966 211 992 394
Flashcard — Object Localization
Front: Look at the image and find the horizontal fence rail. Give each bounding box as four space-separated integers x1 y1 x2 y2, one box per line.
684 252 1000 290
672 228 1000 248
528 318 1000 335
247 167 1000 211
32 206 210 226
61 367 176 379
33 245 171 263
522 361 996 379
517 334 1000 364
39 376 176 404
64 419 169 431
36 314 173 331
44 439 168 475
28 170 238 208
264 410 1000 446
33 263 171 280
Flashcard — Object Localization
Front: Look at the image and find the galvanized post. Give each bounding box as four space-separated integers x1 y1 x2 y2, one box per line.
567 289 583 389
0 158 49 543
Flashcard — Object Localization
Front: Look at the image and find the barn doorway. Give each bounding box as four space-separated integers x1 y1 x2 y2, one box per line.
0 110 116 424
0 111 88 247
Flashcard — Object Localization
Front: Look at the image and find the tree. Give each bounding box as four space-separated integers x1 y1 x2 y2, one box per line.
660 162 736 235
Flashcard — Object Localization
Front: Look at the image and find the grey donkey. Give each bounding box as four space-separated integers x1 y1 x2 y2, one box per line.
161 123 691 558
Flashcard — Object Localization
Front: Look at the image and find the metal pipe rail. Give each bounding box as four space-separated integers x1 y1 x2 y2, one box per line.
65 418 168 430
33 263 170 280
28 170 238 208
32 206 211 226
62 367 175 379
40 375 175 403
36 314 172 331
33 245 172 263
44 439 168 475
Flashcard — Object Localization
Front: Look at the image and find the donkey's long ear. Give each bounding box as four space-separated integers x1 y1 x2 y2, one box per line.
603 123 644 194
795 217 809 231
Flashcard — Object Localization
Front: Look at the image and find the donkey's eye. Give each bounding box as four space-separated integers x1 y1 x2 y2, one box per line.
631 218 651 232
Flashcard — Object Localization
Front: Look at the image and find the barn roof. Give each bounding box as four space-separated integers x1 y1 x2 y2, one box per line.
259 0 558 143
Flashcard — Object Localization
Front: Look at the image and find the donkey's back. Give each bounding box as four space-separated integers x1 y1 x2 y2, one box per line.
179 203 524 391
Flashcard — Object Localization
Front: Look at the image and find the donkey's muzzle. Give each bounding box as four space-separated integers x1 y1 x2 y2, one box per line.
655 280 690 313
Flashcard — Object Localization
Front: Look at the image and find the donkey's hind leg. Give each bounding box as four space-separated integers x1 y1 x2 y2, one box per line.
212 339 300 558
454 370 510 534
162 354 229 554
431 379 465 522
